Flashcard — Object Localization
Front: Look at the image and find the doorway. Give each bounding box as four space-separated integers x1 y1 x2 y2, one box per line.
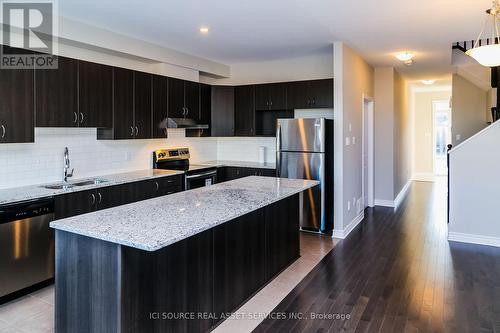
362 95 374 209
432 100 452 176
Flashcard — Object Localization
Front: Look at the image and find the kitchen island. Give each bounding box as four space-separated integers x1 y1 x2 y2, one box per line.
51 176 318 333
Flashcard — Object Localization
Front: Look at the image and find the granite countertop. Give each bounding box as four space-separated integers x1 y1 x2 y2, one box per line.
0 169 184 205
199 160 276 170
50 176 318 252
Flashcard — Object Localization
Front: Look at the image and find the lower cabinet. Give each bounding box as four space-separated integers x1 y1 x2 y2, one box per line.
219 167 276 182
54 175 183 220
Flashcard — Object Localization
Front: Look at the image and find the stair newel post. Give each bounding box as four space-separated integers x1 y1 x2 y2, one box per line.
447 144 453 224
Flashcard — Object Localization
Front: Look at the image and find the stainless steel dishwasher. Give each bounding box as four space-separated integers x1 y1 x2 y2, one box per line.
0 198 55 302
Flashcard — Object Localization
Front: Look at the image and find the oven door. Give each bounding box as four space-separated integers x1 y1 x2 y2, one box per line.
185 170 217 190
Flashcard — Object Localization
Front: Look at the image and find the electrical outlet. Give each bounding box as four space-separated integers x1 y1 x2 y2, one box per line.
345 137 351 146
347 201 351 211
124 152 131 161
352 136 356 145
456 134 461 141
349 123 352 132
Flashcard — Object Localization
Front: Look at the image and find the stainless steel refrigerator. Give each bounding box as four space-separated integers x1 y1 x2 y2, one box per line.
276 118 333 233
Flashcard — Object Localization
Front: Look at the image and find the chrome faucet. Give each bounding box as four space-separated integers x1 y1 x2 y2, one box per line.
63 147 74 183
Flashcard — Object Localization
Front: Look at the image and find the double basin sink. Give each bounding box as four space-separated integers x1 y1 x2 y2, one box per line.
42 178 109 190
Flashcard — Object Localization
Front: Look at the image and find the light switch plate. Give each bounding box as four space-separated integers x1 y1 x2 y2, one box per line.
345 137 351 146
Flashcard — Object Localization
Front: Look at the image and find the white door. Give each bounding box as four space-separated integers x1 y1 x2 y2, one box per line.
432 101 452 176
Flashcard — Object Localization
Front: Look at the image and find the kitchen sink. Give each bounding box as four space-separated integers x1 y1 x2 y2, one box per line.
41 178 109 190
72 179 109 186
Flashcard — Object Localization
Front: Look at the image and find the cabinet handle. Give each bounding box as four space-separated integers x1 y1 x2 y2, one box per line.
135 126 139 136
1 124 5 139
73 112 78 124
270 101 273 106
307 99 311 105
98 192 102 204
130 126 134 136
90 193 96 205
266 101 269 106
312 98 316 105
186 107 189 116
79 112 84 124
155 182 159 192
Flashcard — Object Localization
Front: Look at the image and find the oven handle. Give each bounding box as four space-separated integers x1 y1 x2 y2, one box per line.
185 170 217 180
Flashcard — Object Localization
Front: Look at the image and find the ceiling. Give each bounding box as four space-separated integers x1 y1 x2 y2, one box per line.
59 0 492 79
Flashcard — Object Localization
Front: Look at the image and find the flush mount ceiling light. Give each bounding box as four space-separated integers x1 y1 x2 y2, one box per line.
421 79 436 85
395 51 415 66
199 26 209 34
466 0 500 67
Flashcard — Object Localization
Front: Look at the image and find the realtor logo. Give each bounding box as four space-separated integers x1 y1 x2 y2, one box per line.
1 0 58 69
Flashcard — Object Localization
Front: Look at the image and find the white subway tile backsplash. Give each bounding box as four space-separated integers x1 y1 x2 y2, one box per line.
0 128 276 190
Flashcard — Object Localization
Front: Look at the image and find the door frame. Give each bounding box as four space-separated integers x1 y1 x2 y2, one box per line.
362 94 375 208
431 100 452 176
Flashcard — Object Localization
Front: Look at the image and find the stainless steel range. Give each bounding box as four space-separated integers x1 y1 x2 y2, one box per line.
153 148 217 190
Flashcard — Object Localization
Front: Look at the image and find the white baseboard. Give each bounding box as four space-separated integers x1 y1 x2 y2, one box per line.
332 211 364 239
374 199 394 208
412 173 435 182
394 180 412 208
448 232 500 248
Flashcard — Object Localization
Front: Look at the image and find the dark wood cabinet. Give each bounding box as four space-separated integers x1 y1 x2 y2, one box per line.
35 56 78 127
54 175 183 220
133 72 152 139
213 208 266 317
152 75 168 139
184 80 199 119
0 46 34 144
218 166 276 182
211 86 234 136
78 61 113 128
168 78 185 119
199 83 211 137
234 85 255 136
255 83 287 110
111 67 135 139
287 79 333 110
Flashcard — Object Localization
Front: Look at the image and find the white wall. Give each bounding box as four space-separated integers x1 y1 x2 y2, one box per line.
449 120 500 247
333 42 374 237
393 71 411 197
217 137 276 163
0 129 217 190
412 90 452 180
452 74 488 145
201 51 334 86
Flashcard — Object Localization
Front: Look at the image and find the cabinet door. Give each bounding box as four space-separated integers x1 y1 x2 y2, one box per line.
216 167 227 183
184 81 199 119
168 78 185 118
0 48 34 144
151 175 183 197
308 79 333 108
211 86 234 136
234 85 255 136
268 83 287 110
254 84 269 110
36 56 78 127
259 168 277 177
113 68 135 139
225 167 243 180
134 72 152 139
54 190 96 220
199 83 211 137
95 185 131 211
287 81 309 110
152 75 168 139
79 61 113 128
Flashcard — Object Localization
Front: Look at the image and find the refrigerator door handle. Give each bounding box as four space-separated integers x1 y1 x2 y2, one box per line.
276 122 281 177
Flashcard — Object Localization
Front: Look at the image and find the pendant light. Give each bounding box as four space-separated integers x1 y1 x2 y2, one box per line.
466 0 500 67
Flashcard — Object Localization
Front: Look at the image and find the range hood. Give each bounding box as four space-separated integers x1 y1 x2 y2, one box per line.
159 118 209 130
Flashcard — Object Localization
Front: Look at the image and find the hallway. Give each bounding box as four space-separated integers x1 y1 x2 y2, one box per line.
254 180 500 332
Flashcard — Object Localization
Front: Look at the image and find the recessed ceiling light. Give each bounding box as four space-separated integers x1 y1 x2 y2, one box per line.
395 51 415 66
421 80 436 85
199 27 209 34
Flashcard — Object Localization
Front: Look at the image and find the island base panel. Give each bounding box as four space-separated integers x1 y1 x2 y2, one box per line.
55 194 300 333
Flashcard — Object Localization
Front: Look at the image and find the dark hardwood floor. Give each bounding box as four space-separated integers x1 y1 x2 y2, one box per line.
254 180 500 333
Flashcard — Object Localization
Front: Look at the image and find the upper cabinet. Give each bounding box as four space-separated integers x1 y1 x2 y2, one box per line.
287 79 333 110
36 56 78 127
211 86 234 137
133 72 152 139
234 85 255 136
0 46 34 143
184 80 200 119
186 83 211 137
168 78 200 119
152 75 168 139
97 69 152 140
78 61 113 128
255 83 287 111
